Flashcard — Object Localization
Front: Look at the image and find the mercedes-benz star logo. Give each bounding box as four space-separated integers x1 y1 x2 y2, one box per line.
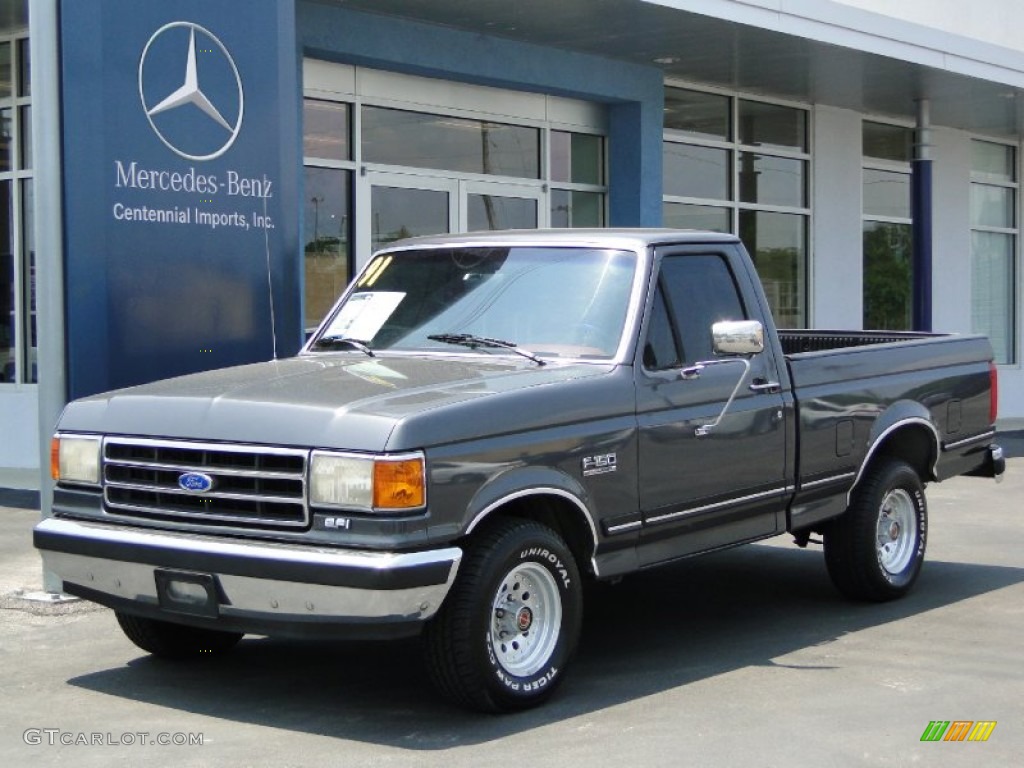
138 22 244 161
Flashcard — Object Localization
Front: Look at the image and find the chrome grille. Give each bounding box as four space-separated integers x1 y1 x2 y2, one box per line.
102 437 309 529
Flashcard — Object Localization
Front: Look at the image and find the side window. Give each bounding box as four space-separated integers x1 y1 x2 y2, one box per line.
643 287 682 370
660 254 747 364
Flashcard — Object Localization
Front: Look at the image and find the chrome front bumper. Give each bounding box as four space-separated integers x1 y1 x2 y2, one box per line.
34 517 462 638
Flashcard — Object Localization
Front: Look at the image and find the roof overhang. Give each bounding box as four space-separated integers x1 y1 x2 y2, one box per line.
316 0 1024 137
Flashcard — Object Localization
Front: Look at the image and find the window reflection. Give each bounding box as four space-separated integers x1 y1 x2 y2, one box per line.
737 153 805 207
739 210 806 328
21 179 34 382
971 185 1014 229
19 105 29 169
551 131 603 185
663 202 730 233
972 231 1014 363
972 141 1015 183
303 99 349 161
0 107 10 173
863 222 912 330
863 168 911 219
662 87 809 326
971 139 1017 364
1 178 13 381
370 185 449 252
303 168 351 329
663 143 730 200
863 122 913 163
468 195 537 231
664 87 730 141
738 100 807 152
551 190 602 228
0 42 10 100
362 106 540 179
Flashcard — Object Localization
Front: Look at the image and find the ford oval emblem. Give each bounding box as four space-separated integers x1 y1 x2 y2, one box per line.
178 472 215 493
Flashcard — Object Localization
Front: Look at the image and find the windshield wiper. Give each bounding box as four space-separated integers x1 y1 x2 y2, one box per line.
427 333 546 366
313 335 376 357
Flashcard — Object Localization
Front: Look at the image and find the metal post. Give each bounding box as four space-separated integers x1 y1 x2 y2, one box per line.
30 0 67 592
911 98 933 332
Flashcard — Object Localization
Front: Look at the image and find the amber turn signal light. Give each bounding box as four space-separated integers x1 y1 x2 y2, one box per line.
373 457 425 510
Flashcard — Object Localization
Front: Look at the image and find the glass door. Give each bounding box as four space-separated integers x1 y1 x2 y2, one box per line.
358 173 545 273
461 181 543 231
360 172 458 260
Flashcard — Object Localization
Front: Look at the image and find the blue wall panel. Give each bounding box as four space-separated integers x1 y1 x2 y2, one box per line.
59 1 661 402
297 2 664 228
61 0 301 400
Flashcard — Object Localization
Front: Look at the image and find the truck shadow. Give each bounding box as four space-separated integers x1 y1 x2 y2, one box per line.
67 542 1023 747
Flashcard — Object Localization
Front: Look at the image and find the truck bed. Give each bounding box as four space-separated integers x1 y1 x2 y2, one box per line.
778 329 940 355
781 329 996 535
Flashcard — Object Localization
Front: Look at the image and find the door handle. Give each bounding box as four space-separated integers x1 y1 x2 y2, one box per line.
749 379 781 394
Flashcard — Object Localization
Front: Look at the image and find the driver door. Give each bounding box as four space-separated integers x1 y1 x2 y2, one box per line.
634 247 789 565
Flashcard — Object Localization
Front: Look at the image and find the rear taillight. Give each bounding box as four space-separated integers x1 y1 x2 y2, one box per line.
989 362 999 425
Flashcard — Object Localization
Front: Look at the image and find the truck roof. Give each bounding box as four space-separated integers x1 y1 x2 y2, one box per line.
377 228 741 254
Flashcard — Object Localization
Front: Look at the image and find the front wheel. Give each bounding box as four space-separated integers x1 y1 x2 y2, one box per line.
115 612 243 659
423 518 582 713
824 458 927 602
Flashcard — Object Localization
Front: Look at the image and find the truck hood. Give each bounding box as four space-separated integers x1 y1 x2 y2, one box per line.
58 353 619 452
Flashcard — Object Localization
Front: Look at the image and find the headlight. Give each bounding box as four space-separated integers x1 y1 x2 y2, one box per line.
310 451 425 512
51 434 102 486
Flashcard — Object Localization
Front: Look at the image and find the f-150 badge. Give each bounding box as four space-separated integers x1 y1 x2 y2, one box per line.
582 453 617 477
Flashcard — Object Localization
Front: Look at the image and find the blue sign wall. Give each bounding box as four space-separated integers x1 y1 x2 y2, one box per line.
61 0 300 399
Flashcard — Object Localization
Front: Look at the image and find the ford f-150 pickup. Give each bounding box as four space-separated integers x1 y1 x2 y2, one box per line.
35 229 1004 712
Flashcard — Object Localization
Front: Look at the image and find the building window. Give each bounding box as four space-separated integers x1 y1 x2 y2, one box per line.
303 66 608 321
862 121 913 330
303 99 353 332
971 139 1017 364
662 86 809 327
0 29 31 384
549 130 605 227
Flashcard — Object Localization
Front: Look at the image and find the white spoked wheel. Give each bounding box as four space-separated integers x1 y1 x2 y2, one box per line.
423 517 582 713
490 562 563 678
875 488 918 576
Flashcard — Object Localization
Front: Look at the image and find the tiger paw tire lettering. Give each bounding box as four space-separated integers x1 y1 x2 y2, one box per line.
423 518 582 713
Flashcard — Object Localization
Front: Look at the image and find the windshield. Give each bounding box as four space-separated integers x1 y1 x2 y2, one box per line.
314 246 638 360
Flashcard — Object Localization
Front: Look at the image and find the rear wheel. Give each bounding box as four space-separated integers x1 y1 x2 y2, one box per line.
824 458 927 602
423 518 582 713
115 612 243 658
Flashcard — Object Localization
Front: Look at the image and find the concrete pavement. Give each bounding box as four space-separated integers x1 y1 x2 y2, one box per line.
1 462 1021 767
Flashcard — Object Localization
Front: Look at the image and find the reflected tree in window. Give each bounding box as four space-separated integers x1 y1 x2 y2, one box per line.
863 223 912 330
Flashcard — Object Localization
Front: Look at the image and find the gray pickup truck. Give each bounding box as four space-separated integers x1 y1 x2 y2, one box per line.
35 230 1004 712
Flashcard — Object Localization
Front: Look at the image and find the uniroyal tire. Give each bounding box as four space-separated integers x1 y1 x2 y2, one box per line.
115 611 243 659
824 458 927 602
423 518 583 713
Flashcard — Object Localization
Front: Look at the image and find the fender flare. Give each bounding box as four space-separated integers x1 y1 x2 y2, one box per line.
462 466 600 571
848 404 941 503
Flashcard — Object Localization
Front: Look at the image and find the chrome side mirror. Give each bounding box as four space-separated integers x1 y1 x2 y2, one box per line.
712 320 764 356
682 320 764 437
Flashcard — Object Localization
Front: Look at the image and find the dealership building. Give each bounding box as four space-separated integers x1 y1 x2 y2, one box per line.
3 0 1024 491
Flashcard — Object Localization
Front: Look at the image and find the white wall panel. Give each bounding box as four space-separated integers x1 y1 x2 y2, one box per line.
0 389 40 469
931 126 973 334
811 105 863 328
